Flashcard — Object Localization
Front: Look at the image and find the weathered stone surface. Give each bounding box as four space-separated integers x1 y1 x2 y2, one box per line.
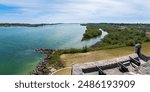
137 62 150 74
72 53 138 75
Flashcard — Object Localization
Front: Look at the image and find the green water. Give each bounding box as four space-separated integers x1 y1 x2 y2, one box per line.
0 24 107 74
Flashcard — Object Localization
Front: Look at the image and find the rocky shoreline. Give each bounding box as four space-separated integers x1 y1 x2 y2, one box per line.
30 48 57 75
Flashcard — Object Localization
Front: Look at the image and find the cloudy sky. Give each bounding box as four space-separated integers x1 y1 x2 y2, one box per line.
0 0 150 23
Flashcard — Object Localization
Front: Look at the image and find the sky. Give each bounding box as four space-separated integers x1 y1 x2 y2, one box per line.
0 0 150 23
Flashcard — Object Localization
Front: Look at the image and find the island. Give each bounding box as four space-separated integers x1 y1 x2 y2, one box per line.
81 24 102 41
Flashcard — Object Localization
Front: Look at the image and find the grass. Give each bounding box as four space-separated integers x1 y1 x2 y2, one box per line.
140 42 150 55
60 42 150 67
47 50 64 69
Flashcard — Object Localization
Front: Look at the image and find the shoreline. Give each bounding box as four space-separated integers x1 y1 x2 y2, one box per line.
0 23 61 27
30 29 108 75
90 29 108 48
30 48 57 75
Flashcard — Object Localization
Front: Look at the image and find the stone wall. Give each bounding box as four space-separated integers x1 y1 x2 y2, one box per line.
72 44 150 75
72 53 138 75
135 44 150 62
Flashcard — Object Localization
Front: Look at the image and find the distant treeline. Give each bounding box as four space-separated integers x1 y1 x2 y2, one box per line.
0 23 60 27
96 23 150 32
81 24 102 41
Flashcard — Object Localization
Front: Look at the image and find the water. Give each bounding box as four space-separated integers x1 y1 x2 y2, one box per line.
0 24 107 74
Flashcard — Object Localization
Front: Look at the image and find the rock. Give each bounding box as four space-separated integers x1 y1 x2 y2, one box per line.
37 67 43 71
30 48 57 75
43 68 49 73
37 71 44 75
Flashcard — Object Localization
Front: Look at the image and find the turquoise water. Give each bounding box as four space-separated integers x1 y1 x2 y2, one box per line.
0 24 107 75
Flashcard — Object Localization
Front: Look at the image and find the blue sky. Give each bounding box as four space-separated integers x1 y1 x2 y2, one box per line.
0 0 150 23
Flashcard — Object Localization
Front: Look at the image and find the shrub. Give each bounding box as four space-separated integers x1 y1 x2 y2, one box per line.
144 37 150 42
82 45 88 53
125 40 135 46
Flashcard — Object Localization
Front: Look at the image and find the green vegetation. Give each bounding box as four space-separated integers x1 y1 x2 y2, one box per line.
63 45 89 54
96 23 150 32
48 50 64 69
81 24 102 41
90 23 150 49
48 46 89 69
100 29 149 47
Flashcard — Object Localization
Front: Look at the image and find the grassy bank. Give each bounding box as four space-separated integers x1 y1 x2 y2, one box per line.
47 50 64 69
60 42 150 67
47 46 89 69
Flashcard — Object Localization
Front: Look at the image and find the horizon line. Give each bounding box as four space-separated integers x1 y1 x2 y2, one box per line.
1 22 150 24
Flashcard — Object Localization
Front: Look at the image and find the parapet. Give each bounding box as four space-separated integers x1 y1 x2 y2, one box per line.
72 53 139 75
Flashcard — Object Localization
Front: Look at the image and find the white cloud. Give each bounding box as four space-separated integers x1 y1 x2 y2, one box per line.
0 0 150 23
